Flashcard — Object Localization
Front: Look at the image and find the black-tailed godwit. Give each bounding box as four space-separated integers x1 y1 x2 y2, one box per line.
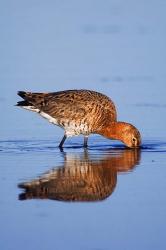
16 89 141 148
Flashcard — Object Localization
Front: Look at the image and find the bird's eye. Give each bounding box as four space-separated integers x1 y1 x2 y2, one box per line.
132 137 136 142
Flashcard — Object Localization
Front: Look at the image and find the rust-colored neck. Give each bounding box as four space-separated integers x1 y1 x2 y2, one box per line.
96 121 141 148
97 122 128 141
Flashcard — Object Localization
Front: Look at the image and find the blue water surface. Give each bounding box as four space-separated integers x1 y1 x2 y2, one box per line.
0 0 166 250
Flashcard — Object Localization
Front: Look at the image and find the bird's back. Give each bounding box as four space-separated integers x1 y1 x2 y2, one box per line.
17 89 117 135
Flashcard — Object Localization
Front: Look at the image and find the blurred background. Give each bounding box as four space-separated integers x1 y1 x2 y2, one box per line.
0 0 166 141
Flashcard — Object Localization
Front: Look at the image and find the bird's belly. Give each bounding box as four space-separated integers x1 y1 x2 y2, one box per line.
39 112 90 137
63 121 90 137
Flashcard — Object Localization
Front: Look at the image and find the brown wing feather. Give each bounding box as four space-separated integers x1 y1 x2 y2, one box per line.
17 90 117 130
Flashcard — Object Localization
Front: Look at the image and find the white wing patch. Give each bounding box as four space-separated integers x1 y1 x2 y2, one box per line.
21 106 40 112
40 111 59 125
22 106 59 125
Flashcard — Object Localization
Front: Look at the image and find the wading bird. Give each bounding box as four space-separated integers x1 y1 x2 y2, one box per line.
16 89 141 148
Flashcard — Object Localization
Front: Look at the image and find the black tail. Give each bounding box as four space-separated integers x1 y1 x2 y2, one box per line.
16 91 32 106
17 91 27 99
16 90 45 108
16 100 30 106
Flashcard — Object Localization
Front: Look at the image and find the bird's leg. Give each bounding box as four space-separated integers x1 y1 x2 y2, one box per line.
59 135 67 148
84 136 88 148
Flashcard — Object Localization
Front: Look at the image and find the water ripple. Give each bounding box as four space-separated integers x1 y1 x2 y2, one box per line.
0 139 166 153
141 140 166 152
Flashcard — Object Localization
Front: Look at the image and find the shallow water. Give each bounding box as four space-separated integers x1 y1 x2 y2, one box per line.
1 138 166 250
1 0 166 249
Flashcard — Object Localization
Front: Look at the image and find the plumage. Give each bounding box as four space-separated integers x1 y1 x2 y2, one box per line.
16 89 141 148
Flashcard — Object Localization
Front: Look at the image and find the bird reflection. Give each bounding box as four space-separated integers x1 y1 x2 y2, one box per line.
18 149 141 202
